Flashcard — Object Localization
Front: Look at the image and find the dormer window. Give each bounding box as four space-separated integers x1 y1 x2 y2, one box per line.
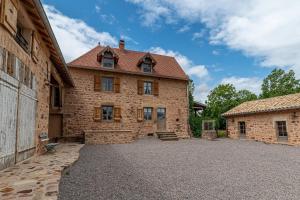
141 57 152 73
138 53 156 73
97 46 119 69
102 51 114 68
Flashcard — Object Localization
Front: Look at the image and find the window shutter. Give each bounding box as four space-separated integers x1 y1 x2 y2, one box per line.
94 75 101 91
137 80 143 95
114 107 121 122
1 0 18 35
94 107 101 121
114 77 120 93
0 47 6 71
153 80 159 96
137 108 143 122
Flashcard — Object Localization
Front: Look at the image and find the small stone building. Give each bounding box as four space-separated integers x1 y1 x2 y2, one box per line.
0 0 73 170
223 93 300 145
64 40 190 144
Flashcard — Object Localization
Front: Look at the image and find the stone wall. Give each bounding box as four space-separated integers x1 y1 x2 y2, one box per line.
0 3 65 155
85 130 136 144
226 110 300 145
64 68 190 144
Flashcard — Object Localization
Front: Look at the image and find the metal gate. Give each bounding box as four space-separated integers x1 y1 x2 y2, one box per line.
0 70 37 170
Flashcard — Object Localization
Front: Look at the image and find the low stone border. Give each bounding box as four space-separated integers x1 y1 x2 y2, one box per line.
0 143 83 200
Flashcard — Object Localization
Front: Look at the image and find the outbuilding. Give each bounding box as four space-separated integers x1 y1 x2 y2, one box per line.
223 93 300 145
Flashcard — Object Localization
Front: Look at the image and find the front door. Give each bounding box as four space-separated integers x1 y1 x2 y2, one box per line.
238 121 246 138
276 121 288 141
157 108 166 131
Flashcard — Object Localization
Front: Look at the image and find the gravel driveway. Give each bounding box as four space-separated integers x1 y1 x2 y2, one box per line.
58 138 300 200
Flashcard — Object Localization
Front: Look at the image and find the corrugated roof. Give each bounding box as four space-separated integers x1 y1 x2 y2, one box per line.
223 93 300 117
68 46 189 80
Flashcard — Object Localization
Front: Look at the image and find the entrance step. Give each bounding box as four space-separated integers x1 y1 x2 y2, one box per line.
156 132 178 141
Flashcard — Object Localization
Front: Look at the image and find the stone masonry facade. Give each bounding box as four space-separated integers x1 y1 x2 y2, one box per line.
64 68 190 144
226 110 300 145
0 0 71 171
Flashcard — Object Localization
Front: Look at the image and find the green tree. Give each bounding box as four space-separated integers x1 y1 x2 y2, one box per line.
237 89 257 103
203 84 239 129
188 80 202 137
260 69 300 98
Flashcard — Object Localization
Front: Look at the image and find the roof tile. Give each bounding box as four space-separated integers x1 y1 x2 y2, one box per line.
68 46 188 80
223 93 300 116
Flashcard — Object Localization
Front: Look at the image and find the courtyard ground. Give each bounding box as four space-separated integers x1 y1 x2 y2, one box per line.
0 143 83 200
59 138 300 200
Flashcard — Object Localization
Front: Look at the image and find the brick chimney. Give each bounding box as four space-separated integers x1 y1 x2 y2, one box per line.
119 39 125 50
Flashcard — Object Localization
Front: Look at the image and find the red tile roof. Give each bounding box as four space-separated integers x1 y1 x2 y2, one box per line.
223 93 300 117
68 46 188 80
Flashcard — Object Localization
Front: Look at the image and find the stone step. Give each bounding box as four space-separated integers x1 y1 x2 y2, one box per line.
160 137 179 141
156 132 178 141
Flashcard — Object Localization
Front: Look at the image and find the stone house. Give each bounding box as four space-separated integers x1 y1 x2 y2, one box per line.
64 40 190 144
0 0 73 170
223 93 300 145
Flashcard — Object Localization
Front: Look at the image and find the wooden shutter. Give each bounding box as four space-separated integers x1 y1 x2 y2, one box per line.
94 75 101 91
153 80 159 96
94 107 101 121
114 77 120 93
31 33 39 63
1 0 18 35
114 107 121 122
137 108 143 122
137 80 143 95
0 47 6 71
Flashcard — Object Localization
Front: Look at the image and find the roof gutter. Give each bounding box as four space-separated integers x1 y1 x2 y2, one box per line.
33 0 74 87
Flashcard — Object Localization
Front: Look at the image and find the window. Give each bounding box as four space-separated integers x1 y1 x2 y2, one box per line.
141 57 152 73
52 86 61 108
239 122 246 135
102 106 113 121
277 121 288 138
203 121 214 131
102 51 114 68
144 81 152 95
144 107 153 120
102 77 114 91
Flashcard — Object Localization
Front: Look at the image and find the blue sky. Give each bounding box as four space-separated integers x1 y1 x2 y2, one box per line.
42 0 300 102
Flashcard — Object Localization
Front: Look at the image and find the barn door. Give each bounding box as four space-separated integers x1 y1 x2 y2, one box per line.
0 71 37 169
16 84 37 163
0 71 18 170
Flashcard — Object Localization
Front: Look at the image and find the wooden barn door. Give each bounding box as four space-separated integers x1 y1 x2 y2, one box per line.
16 84 37 163
0 71 18 170
0 71 37 169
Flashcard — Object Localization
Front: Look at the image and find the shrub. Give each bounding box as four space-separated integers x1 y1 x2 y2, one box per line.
189 115 202 138
217 130 227 138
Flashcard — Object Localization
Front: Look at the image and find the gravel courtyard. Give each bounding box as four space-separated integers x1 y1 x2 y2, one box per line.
58 138 300 200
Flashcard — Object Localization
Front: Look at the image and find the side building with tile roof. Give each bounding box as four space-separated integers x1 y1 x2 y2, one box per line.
223 93 300 145
64 40 190 144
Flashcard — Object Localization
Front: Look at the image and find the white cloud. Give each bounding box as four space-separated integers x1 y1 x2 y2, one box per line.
95 5 101 13
212 50 220 56
177 25 190 33
194 83 210 103
127 0 300 76
220 76 262 94
149 47 209 79
43 4 117 62
192 30 206 40
149 47 210 102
